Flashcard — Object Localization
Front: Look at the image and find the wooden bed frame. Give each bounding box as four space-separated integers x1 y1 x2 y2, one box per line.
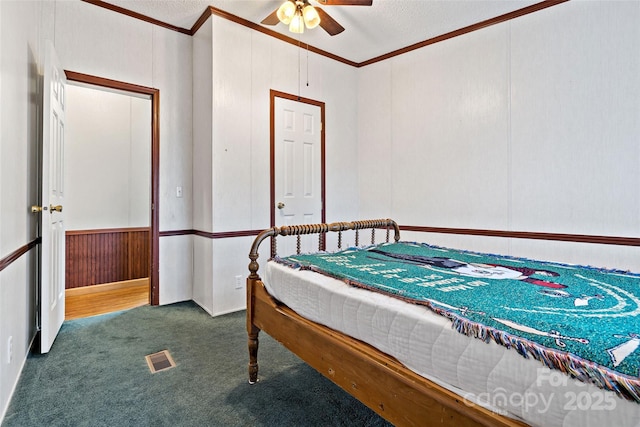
246 219 527 427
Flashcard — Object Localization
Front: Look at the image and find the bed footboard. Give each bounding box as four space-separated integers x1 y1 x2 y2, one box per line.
246 219 525 426
247 219 399 384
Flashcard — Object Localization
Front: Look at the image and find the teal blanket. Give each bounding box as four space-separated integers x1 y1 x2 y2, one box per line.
276 242 640 403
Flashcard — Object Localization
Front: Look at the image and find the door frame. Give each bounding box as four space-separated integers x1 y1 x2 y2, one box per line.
269 89 326 231
64 71 160 305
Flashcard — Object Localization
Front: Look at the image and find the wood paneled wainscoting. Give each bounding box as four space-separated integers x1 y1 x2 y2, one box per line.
65 227 150 319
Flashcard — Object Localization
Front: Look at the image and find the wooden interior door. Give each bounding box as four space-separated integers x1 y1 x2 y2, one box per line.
39 41 66 353
273 95 323 256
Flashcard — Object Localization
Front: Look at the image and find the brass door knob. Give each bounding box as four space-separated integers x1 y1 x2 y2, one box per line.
31 205 44 213
49 204 63 213
277 202 285 210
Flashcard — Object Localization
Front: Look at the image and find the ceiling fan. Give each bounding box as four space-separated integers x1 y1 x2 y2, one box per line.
261 0 373 36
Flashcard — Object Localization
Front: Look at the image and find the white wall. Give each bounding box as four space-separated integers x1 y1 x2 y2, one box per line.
358 1 640 271
0 0 47 420
191 16 214 313
192 15 359 315
65 85 151 230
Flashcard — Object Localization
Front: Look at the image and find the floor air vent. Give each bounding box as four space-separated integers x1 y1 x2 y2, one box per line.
145 350 176 373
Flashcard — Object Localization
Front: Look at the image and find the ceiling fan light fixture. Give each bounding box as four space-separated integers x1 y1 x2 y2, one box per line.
289 11 305 33
264 0 367 36
302 4 321 29
276 0 296 25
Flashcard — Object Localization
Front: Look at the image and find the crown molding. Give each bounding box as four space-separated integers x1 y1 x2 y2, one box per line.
82 0 569 67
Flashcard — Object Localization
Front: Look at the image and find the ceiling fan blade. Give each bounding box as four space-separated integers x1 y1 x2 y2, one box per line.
317 0 372 5
261 8 280 25
315 7 345 36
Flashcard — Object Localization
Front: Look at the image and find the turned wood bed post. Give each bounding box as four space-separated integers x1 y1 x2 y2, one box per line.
247 227 278 384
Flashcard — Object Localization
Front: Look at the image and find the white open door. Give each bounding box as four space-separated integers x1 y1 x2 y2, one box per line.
274 97 322 256
38 41 66 353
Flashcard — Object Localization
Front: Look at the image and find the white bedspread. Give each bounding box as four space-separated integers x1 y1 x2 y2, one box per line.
264 261 640 427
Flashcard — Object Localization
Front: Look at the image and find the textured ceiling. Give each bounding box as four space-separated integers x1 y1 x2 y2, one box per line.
102 0 545 63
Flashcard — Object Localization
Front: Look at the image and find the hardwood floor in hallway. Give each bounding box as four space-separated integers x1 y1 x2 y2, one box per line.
65 278 150 320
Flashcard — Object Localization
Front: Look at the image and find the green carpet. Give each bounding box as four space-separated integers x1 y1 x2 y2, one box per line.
2 302 390 427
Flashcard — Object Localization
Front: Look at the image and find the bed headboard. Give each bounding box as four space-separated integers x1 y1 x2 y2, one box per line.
248 219 400 279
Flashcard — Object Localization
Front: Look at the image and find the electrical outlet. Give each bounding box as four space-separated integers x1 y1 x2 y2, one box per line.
7 336 13 364
176 186 183 198
235 275 243 290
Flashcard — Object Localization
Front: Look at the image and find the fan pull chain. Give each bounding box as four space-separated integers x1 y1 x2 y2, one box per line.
306 43 310 87
297 37 301 99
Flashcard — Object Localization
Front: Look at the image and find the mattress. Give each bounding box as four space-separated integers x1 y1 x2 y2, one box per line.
264 260 640 427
